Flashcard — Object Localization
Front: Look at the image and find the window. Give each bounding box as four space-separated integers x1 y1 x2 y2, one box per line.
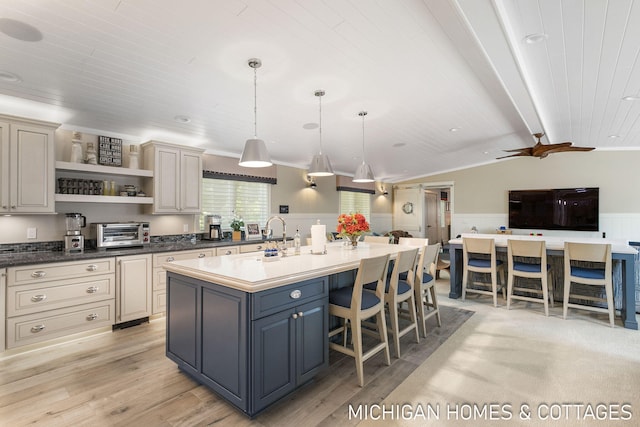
339 191 371 219
201 179 270 230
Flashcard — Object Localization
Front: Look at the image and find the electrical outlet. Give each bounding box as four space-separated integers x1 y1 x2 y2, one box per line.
27 227 37 239
183 224 189 232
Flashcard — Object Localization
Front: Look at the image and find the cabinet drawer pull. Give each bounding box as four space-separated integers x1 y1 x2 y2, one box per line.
86 286 99 294
198 253 205 258
31 271 46 278
31 294 47 302
225 250 232 255
166 256 175 262
31 324 46 333
290 290 301 299
11 205 16 209
86 313 99 321
86 264 98 271
292 313 298 319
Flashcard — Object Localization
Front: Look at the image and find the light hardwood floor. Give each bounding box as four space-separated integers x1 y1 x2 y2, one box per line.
0 291 472 426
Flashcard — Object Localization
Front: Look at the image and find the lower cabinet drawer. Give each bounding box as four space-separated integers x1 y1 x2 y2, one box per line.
6 301 115 349
7 274 115 317
152 290 166 314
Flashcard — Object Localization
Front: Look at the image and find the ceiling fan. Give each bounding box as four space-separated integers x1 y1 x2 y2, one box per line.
497 133 595 159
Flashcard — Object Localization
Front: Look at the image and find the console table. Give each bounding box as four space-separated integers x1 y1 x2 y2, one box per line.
448 234 638 330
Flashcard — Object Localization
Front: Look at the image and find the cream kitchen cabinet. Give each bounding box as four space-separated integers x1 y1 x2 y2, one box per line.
141 141 204 214
0 115 59 214
151 249 215 315
1 269 5 352
216 246 239 256
116 254 152 323
5 259 116 349
239 242 267 253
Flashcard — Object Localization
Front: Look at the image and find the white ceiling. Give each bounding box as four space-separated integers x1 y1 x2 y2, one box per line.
1 0 639 183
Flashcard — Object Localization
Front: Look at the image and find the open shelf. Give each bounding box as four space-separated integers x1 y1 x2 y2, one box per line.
55 161 153 177
55 194 154 204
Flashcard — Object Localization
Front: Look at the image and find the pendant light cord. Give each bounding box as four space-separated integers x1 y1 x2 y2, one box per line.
318 91 323 154
360 111 367 164
253 65 258 137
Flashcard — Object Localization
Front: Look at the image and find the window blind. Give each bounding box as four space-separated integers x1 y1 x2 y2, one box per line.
201 178 270 230
339 191 371 219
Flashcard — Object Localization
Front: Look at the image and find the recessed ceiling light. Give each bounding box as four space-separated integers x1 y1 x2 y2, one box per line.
392 142 406 148
0 70 22 82
0 18 43 42
608 135 620 139
483 151 489 155
302 122 319 130
622 95 640 101
449 127 460 132
524 33 548 44
174 115 191 123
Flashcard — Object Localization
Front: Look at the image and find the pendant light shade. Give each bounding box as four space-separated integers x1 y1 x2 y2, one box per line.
353 111 375 182
239 58 272 168
308 89 334 177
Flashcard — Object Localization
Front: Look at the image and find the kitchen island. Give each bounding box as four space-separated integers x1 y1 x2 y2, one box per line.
162 241 407 417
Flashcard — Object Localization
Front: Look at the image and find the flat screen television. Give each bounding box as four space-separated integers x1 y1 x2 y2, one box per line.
508 187 599 231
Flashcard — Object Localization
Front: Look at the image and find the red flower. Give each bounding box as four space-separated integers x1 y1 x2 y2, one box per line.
337 213 370 237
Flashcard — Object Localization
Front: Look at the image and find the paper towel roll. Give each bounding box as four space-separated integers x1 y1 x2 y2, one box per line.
311 223 326 254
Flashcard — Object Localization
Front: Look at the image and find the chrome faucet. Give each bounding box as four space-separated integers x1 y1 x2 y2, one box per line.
265 215 287 246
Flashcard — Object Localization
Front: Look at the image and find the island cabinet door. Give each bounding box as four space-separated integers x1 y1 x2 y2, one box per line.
251 308 296 413
295 299 329 385
166 274 200 375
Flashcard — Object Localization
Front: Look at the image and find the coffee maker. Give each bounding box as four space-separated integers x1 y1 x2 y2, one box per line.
203 215 223 241
64 213 86 252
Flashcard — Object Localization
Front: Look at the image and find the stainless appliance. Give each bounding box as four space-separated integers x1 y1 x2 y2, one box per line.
64 213 86 253
203 215 223 241
92 222 150 249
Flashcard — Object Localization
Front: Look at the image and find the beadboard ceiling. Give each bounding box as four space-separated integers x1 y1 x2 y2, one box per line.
1 0 639 182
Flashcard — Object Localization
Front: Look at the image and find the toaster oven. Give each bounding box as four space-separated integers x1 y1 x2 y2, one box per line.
92 222 150 249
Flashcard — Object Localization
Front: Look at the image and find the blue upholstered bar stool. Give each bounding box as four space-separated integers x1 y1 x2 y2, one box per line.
563 242 615 327
328 254 391 387
462 237 505 307
365 247 420 358
506 239 554 316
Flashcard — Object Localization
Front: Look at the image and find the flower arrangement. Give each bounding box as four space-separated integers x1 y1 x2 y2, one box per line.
337 213 370 239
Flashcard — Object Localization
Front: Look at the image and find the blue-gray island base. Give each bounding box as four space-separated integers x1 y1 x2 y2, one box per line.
166 271 330 417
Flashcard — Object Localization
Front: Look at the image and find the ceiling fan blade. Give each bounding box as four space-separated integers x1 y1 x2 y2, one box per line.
496 152 533 159
546 146 595 153
531 142 573 157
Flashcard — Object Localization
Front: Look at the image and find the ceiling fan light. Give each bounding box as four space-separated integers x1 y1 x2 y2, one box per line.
353 162 374 183
308 153 334 176
239 138 272 167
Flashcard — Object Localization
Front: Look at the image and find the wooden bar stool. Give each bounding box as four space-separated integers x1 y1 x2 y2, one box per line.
415 243 442 337
506 239 554 316
366 248 420 358
328 254 391 386
462 237 505 307
563 242 615 327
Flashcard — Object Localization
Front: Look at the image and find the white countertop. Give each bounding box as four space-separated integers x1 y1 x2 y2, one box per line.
163 241 410 292
449 233 638 254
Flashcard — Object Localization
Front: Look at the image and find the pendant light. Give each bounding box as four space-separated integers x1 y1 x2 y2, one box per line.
308 89 334 176
239 58 272 168
353 111 375 182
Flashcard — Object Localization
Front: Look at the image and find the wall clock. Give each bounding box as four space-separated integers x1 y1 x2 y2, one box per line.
402 202 413 214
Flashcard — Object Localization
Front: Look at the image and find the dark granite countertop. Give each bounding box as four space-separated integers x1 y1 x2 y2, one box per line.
0 237 290 269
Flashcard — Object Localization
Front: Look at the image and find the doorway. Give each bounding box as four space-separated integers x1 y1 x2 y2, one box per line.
422 183 453 245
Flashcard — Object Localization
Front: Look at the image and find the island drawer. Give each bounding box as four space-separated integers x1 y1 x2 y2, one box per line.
6 300 115 349
251 277 328 319
8 258 116 286
7 274 115 317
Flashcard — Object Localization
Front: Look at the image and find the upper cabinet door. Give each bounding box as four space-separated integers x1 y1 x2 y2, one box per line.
180 150 202 213
0 121 9 213
155 146 181 213
8 122 56 213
